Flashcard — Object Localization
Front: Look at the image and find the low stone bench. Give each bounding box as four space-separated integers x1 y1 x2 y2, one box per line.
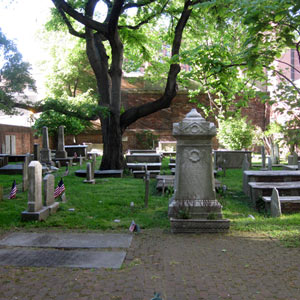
262 196 300 213
248 181 300 205
75 170 123 178
168 163 176 169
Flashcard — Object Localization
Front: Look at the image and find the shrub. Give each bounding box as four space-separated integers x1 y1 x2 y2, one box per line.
217 116 254 150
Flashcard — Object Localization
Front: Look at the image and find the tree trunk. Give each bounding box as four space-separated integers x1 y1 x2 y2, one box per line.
100 112 124 170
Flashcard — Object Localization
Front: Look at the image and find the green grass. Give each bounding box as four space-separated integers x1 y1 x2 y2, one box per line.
1 157 300 246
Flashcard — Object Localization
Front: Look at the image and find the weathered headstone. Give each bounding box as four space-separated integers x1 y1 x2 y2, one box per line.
33 144 40 161
22 154 30 192
242 154 250 171
79 155 83 167
267 157 272 171
55 160 61 168
168 109 230 232
288 155 294 165
84 162 95 184
91 153 97 174
292 152 298 165
55 126 67 158
21 161 49 221
270 187 281 217
43 174 59 214
40 127 52 164
261 145 266 169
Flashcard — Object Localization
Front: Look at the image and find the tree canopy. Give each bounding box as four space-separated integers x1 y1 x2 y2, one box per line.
0 27 36 114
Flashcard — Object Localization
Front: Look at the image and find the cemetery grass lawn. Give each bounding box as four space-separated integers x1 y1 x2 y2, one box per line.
218 168 300 247
0 159 170 231
1 158 300 247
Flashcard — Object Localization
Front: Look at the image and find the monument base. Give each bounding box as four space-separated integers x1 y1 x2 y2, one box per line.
170 218 230 233
21 206 49 221
168 198 223 219
48 202 60 215
83 179 95 184
55 151 67 159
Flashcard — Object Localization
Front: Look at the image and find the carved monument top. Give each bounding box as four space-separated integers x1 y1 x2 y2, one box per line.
173 109 216 137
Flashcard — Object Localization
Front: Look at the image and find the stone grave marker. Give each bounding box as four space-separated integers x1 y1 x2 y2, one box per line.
22 154 30 192
21 161 49 221
261 145 266 169
43 174 59 214
84 162 95 184
273 143 280 164
144 171 150 207
168 109 230 233
40 127 52 165
79 155 83 167
91 153 97 174
56 160 61 168
33 144 40 161
242 154 250 171
270 187 281 217
56 126 67 158
267 157 272 171
292 152 298 165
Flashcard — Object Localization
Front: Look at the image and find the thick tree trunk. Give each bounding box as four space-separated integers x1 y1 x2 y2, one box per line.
100 112 124 170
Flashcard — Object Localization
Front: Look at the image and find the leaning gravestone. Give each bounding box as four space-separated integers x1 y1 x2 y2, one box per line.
84 162 95 184
40 127 52 165
168 109 230 233
270 188 281 217
55 126 67 158
43 174 59 214
21 161 49 221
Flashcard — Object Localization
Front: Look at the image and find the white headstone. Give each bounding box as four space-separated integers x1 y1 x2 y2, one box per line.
27 161 43 212
270 188 281 217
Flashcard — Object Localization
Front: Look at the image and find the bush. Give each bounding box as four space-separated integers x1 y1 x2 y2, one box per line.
217 116 254 150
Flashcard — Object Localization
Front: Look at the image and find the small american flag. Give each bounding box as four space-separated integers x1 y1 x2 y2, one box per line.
9 180 17 199
129 220 136 232
54 178 65 198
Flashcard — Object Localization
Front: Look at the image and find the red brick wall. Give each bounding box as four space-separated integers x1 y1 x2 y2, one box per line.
0 125 33 154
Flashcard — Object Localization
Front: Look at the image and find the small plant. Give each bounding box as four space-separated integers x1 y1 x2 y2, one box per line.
172 200 194 219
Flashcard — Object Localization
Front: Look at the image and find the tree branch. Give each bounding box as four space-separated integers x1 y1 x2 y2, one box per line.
275 59 300 74
52 0 108 34
122 0 156 11
120 0 193 131
119 0 169 30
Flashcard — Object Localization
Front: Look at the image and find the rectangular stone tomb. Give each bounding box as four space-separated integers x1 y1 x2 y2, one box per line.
0 248 126 269
75 169 123 178
248 181 300 205
126 163 161 170
0 232 132 248
126 153 162 163
243 170 300 196
65 145 88 158
128 149 157 154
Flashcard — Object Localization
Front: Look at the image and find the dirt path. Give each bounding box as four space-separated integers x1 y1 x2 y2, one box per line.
0 229 299 300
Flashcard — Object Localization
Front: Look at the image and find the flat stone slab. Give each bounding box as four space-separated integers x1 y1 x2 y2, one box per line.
0 232 132 249
75 169 123 178
0 164 23 174
0 248 126 269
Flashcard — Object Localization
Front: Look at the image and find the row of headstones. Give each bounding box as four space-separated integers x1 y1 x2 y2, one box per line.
21 161 63 221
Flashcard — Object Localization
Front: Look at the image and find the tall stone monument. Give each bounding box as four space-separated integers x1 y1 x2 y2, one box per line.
56 126 67 158
168 109 230 233
40 127 52 165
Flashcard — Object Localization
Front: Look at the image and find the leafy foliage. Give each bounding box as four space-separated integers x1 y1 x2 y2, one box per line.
217 116 255 150
0 27 36 114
